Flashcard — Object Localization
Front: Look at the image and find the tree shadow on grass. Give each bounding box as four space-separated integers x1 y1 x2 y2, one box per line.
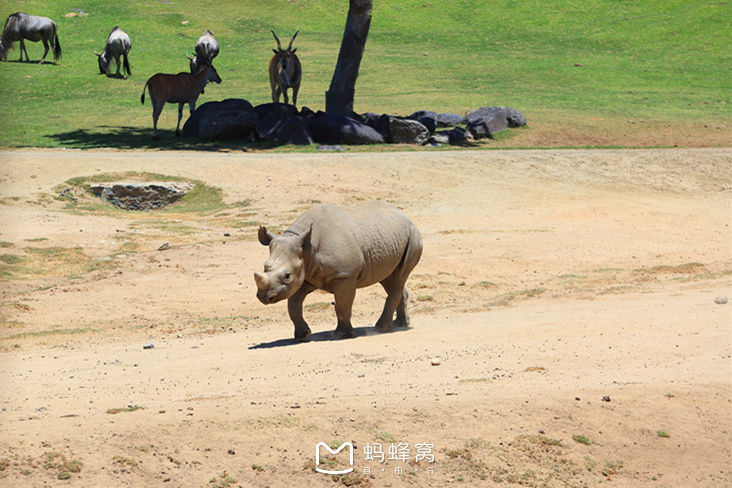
248 325 412 349
45 125 221 150
44 125 282 151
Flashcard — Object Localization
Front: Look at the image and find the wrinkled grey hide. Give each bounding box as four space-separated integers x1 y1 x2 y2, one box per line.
255 201 423 340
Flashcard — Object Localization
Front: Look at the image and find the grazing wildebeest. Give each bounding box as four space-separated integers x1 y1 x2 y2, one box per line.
94 26 131 79
269 30 301 106
0 12 61 64
187 29 219 75
255 201 423 340
140 60 222 141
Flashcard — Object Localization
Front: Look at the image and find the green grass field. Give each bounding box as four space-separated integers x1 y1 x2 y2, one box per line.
0 0 729 149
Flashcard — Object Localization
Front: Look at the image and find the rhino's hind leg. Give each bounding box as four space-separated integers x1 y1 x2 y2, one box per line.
394 287 410 328
376 230 422 332
375 275 406 332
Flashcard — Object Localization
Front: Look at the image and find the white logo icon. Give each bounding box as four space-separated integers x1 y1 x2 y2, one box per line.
315 442 354 475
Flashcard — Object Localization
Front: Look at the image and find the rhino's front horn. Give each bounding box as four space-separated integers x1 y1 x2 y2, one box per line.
254 272 270 291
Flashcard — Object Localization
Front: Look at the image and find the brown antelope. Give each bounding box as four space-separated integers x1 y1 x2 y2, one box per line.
140 60 221 141
269 30 301 105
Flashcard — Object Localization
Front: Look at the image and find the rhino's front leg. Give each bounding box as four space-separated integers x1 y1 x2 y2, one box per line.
332 279 357 339
287 282 316 341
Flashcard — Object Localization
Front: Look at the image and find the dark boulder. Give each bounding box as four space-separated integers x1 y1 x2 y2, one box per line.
310 114 384 145
440 127 471 145
409 110 438 122
417 116 436 134
183 99 258 140
362 112 383 128
253 102 298 121
256 105 295 141
276 116 313 145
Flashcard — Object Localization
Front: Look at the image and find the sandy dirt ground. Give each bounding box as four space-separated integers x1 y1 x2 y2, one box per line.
0 148 730 487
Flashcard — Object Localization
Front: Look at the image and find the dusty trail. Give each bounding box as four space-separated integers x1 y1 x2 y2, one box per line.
0 148 730 487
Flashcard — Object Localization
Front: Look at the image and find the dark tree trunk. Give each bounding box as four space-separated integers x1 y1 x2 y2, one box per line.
325 0 372 117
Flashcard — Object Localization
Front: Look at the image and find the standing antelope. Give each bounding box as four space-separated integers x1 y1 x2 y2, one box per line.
94 26 131 79
188 29 219 75
140 60 222 141
0 12 61 64
269 30 301 106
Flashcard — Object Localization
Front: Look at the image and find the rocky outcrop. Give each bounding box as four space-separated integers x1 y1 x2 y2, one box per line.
91 182 194 211
182 99 525 146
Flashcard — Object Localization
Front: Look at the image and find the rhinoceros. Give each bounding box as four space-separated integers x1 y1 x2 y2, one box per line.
254 201 423 340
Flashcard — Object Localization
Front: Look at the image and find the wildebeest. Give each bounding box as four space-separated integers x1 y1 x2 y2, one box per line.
0 12 61 64
140 60 222 141
187 29 219 75
94 26 131 79
269 30 301 106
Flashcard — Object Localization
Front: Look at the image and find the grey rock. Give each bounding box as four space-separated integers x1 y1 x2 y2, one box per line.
503 106 527 127
465 106 508 139
389 117 430 145
317 145 346 152
429 132 450 145
715 296 728 305
437 112 464 127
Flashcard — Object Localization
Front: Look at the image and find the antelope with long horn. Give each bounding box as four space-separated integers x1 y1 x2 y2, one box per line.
269 30 301 106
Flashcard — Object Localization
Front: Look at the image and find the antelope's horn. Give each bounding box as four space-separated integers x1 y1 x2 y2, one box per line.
288 30 299 50
271 30 282 50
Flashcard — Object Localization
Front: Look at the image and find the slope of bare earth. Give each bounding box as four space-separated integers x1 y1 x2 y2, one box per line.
0 148 730 487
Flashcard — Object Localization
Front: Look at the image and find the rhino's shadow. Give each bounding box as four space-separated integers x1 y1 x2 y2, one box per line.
248 326 412 349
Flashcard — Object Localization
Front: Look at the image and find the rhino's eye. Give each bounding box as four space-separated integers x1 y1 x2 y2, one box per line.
283 273 293 283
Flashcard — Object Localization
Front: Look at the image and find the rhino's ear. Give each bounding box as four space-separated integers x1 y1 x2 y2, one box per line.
258 226 275 246
298 223 312 246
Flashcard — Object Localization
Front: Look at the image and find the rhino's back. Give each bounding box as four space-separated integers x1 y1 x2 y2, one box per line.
291 202 420 287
